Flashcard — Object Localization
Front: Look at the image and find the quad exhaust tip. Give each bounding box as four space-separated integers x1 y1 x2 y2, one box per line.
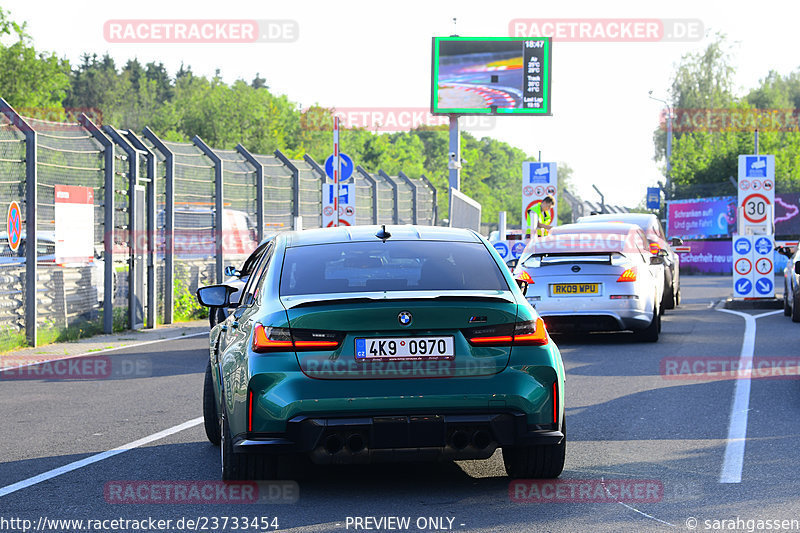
323 434 344 454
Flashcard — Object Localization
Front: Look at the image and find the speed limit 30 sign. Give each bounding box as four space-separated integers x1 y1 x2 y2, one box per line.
738 155 774 231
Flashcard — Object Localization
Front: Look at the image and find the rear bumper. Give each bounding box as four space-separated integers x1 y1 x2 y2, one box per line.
233 411 562 463
536 310 652 332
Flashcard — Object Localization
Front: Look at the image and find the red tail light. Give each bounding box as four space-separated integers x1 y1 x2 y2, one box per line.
516 270 534 284
617 267 637 282
649 242 660 255
252 325 342 353
247 390 254 431
553 381 558 424
466 317 548 346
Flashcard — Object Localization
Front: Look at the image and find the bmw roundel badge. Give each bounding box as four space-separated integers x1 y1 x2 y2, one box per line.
398 311 412 326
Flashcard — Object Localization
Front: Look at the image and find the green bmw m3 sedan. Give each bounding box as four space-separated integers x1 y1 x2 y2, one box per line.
197 225 566 480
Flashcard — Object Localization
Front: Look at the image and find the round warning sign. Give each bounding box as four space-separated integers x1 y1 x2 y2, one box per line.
6 201 21 252
741 193 771 224
739 179 750 191
523 186 533 196
752 180 762 191
546 185 556 196
323 206 334 217
763 179 774 191
326 220 351 227
735 258 752 276
534 186 544 197
755 257 773 275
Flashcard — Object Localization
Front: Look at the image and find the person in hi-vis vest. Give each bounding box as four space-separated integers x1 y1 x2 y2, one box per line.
526 195 555 237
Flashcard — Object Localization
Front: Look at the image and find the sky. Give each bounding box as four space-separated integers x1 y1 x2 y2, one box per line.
4 0 798 210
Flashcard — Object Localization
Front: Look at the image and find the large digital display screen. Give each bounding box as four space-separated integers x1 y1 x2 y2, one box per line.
431 37 551 115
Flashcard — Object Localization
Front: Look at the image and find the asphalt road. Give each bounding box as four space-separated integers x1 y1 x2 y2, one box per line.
2 275 800 533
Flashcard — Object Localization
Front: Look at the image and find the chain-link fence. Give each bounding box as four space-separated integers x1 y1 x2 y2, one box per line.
0 98 440 349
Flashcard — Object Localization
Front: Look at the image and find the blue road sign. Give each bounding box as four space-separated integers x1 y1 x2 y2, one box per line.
745 156 767 178
754 237 772 255
511 242 526 258
324 153 354 182
734 278 752 295
528 163 551 184
734 238 751 255
493 242 509 259
755 277 773 295
646 187 660 210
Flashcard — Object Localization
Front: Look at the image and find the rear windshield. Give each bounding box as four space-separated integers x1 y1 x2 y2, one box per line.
280 241 509 295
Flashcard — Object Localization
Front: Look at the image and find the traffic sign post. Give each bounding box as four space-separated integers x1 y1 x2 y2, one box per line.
732 155 776 300
322 183 355 227
333 117 340 227
6 200 21 252
646 187 660 210
522 162 557 236
732 236 755 298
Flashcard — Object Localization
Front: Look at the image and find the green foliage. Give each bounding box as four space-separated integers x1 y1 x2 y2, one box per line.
173 278 208 322
656 34 800 197
0 7 70 109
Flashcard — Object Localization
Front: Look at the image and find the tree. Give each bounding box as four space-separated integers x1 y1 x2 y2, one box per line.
0 7 70 111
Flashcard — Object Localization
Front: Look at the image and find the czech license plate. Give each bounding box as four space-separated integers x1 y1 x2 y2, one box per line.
550 283 600 296
355 336 454 361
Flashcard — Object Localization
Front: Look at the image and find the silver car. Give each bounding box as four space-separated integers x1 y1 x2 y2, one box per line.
514 223 665 342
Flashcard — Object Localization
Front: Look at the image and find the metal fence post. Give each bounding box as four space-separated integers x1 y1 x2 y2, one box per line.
235 144 264 242
303 155 325 178
420 174 438 225
356 166 378 224
143 127 174 324
274 150 300 229
398 171 418 225
102 126 140 329
192 136 223 283
378 170 400 224
0 99 37 345
78 114 114 334
125 130 157 328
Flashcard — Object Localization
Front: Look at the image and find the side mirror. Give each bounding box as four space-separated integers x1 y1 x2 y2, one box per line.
196 284 238 307
670 237 684 247
658 249 669 257
650 255 665 265
795 262 800 275
515 278 529 296
777 246 794 258
224 265 241 277
506 258 519 269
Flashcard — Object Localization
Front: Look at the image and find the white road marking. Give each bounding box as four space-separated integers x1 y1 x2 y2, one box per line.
0 331 207 373
600 477 675 527
716 308 781 483
0 417 204 498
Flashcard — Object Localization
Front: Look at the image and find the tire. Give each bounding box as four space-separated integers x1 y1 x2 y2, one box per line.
792 290 800 323
203 361 221 446
503 418 566 479
662 281 675 311
220 394 277 480
784 282 792 317
633 306 660 342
